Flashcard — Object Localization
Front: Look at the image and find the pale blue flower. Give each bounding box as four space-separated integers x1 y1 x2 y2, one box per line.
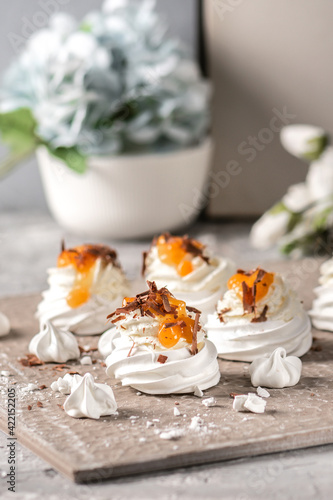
1 0 210 155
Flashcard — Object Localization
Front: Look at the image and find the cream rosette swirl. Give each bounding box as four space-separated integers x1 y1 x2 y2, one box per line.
105 281 220 395
143 233 235 322
37 244 130 335
309 258 333 331
206 268 312 362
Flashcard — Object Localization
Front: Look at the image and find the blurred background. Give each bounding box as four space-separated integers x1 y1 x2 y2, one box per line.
0 0 332 221
0 0 198 212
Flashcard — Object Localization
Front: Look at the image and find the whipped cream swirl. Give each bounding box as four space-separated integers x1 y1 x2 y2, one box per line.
29 321 80 363
249 347 302 388
206 273 312 361
144 244 235 321
64 373 117 419
37 258 130 335
309 258 333 331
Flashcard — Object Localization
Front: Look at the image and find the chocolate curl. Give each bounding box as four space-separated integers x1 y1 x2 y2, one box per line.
251 305 268 323
141 251 148 277
61 239 65 252
242 281 255 314
191 312 200 355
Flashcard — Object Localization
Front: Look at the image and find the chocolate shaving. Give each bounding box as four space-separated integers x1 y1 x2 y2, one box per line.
39 385 47 390
163 320 187 329
230 392 245 398
19 354 44 367
242 281 255 314
218 307 231 322
100 362 106 367
181 235 210 264
127 340 136 358
186 305 202 314
66 370 80 375
157 354 168 364
78 345 98 353
191 312 199 356
251 305 268 323
141 251 148 276
37 401 43 408
27 405 32 411
61 239 65 252
162 293 172 313
111 315 126 324
57 404 64 410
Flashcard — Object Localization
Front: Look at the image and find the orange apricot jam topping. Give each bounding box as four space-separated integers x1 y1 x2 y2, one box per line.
57 243 118 309
113 282 198 350
156 234 205 277
228 268 275 302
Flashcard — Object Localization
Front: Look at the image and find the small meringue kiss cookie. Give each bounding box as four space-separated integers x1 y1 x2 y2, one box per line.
98 326 119 358
64 373 117 419
0 312 10 337
29 321 80 363
206 268 312 362
142 233 235 322
106 281 220 395
309 257 333 331
249 347 302 389
37 243 130 335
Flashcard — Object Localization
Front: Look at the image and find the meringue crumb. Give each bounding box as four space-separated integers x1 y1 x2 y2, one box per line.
80 356 92 365
146 421 153 428
1 371 10 377
233 393 266 414
136 392 142 396
257 387 270 398
174 407 181 417
189 416 203 431
22 383 39 392
139 437 146 443
153 418 160 422
160 429 184 440
194 386 203 397
202 397 217 407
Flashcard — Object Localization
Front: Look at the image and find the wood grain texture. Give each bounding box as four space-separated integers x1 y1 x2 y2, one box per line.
0 261 332 483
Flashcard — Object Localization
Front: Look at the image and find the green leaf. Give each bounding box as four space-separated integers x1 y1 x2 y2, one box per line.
302 134 329 161
0 108 39 178
0 108 38 154
269 201 287 215
48 146 87 174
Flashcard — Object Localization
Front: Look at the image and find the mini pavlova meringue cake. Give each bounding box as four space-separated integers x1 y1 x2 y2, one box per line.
206 268 312 362
37 242 130 335
142 233 235 322
105 281 220 395
309 257 333 331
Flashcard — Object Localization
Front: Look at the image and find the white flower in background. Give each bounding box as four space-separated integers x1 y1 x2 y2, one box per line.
0 0 210 158
280 124 328 161
250 124 333 255
250 208 290 250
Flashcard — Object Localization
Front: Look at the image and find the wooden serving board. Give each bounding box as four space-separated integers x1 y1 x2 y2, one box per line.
1 261 333 483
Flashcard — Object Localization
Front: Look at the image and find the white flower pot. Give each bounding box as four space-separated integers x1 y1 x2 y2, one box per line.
37 139 213 239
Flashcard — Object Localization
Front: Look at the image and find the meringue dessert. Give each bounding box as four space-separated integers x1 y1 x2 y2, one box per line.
249 347 302 389
206 267 312 361
0 312 10 337
37 242 130 335
64 373 117 419
105 281 220 395
29 321 80 363
309 257 333 331
143 233 235 322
